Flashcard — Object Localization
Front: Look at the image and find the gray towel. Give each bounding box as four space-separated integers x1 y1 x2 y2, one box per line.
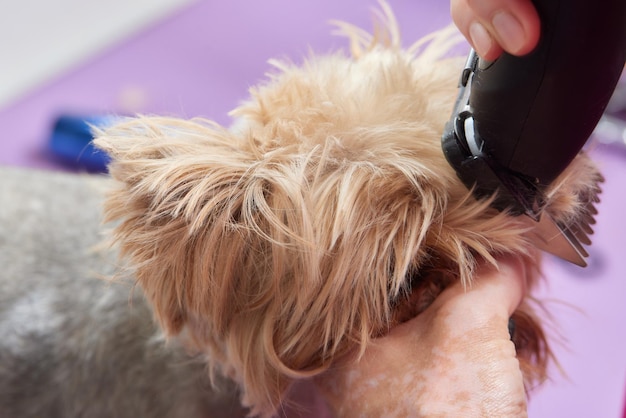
0 166 245 418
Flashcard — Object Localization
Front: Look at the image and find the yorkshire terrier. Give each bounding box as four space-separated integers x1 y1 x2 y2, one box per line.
0 3 600 418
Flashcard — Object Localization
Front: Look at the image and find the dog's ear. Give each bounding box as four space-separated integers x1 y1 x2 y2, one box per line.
97 116 365 413
94 117 254 336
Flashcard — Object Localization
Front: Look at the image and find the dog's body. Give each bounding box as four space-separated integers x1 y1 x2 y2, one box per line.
0 4 602 417
0 167 248 417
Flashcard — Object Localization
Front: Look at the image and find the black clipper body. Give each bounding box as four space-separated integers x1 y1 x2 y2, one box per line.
442 0 626 266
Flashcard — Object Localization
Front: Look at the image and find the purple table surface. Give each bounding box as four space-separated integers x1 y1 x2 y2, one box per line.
0 0 624 416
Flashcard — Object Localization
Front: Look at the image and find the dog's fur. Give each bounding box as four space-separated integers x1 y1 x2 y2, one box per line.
92 4 601 417
0 167 253 417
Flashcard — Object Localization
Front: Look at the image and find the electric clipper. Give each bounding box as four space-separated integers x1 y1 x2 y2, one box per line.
442 0 626 266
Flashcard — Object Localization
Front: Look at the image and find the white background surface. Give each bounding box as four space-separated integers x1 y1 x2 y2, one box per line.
0 0 193 110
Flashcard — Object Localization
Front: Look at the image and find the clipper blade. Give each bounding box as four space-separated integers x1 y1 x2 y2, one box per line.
523 175 603 267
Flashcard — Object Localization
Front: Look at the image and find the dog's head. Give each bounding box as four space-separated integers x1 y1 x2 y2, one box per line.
95 4 600 416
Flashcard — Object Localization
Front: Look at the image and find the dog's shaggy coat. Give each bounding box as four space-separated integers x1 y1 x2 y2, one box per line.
95 3 601 416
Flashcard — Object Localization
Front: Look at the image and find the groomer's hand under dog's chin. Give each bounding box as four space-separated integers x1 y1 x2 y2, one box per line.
314 256 529 418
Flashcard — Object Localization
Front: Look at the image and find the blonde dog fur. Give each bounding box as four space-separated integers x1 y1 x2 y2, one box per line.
95 3 602 416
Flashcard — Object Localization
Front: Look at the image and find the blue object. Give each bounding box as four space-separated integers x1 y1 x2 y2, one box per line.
48 114 117 172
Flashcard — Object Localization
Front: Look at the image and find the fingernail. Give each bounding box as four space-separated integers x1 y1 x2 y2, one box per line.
469 21 493 58
492 11 526 54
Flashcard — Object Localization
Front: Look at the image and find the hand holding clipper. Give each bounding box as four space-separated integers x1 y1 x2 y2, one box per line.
442 0 626 266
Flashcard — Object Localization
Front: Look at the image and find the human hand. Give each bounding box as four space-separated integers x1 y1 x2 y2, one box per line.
451 0 541 61
315 256 530 417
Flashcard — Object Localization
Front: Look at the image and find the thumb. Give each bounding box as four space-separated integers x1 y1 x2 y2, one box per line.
430 255 529 338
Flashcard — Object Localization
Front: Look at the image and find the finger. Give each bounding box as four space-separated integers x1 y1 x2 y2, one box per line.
435 255 528 319
452 0 540 59
468 0 540 56
469 255 528 317
451 0 503 60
